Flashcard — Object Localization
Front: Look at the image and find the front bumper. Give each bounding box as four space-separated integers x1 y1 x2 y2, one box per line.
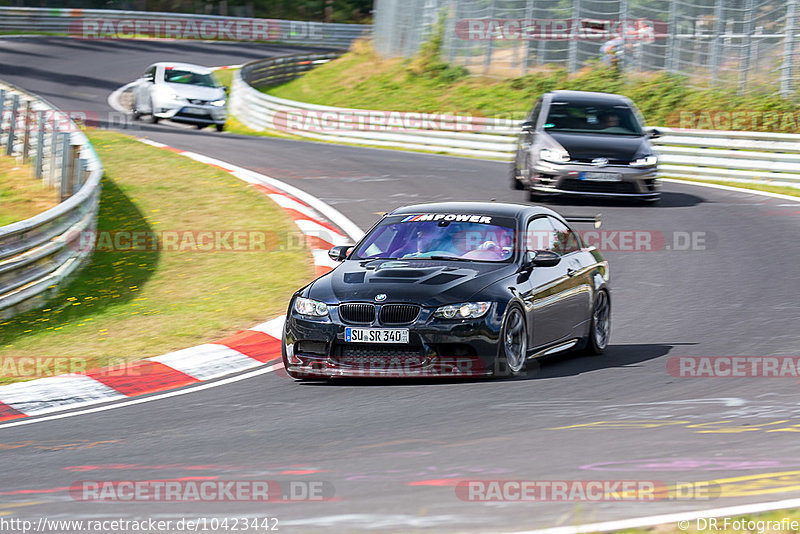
155 101 227 125
282 305 504 379
531 161 660 199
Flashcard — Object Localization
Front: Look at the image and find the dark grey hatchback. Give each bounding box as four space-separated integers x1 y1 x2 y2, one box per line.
511 90 661 203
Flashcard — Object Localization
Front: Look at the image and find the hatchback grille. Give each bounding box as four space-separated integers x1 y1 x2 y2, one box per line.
379 304 420 325
560 179 638 194
188 98 208 105
339 303 375 324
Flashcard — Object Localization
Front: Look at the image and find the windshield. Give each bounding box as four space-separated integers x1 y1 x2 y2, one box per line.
544 102 643 136
163 69 218 87
353 214 517 262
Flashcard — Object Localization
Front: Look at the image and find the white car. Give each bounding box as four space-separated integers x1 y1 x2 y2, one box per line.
132 62 227 131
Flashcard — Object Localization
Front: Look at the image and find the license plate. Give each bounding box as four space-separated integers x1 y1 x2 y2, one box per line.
579 172 622 182
345 328 409 344
182 107 207 115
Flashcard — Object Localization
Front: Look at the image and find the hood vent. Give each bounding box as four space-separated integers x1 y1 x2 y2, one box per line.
421 273 463 285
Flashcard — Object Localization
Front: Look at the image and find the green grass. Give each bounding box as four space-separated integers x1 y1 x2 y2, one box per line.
0 129 312 383
265 41 800 132
0 156 58 226
212 67 236 92
667 177 800 198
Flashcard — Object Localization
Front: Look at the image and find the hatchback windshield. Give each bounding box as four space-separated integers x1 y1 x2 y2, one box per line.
544 102 643 136
353 214 517 262
163 69 218 87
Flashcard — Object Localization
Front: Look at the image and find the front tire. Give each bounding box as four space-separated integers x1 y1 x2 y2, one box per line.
495 305 528 377
528 182 548 202
510 160 524 190
584 290 610 355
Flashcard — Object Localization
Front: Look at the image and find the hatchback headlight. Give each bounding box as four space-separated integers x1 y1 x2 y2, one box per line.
210 99 226 107
631 155 658 167
540 148 570 164
434 302 491 319
294 296 329 317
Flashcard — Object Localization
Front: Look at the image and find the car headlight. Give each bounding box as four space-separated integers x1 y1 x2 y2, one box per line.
210 99 226 107
540 148 570 164
294 296 329 317
434 302 491 319
631 155 658 167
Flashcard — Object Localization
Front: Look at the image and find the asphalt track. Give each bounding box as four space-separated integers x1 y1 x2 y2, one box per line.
1 37 800 532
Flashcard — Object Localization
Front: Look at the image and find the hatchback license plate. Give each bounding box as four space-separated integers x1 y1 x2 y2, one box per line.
345 328 409 344
182 107 207 115
579 171 622 181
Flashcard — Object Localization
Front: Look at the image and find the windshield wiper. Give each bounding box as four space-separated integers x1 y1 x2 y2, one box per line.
426 255 472 261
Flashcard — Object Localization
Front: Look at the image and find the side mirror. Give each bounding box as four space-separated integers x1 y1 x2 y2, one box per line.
521 120 535 132
328 245 352 262
647 127 661 139
522 250 561 270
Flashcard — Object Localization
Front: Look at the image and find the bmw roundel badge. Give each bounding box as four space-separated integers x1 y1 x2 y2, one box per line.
375 293 387 302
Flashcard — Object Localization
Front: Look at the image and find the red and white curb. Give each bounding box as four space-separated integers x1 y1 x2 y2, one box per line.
0 141 363 424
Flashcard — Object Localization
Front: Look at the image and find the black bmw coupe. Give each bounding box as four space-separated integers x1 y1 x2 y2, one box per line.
282 202 610 379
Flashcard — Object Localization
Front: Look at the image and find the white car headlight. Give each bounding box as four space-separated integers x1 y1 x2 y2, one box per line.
540 148 570 164
631 155 658 167
434 302 491 319
210 99 226 107
294 296 329 317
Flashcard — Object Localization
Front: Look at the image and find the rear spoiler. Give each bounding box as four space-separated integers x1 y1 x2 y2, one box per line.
565 214 602 229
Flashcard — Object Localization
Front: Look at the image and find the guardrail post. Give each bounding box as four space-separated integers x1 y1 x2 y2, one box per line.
73 156 86 194
21 100 32 164
49 122 60 187
32 110 45 180
58 133 72 202
5 93 19 156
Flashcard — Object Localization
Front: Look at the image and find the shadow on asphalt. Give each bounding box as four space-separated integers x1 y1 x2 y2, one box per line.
293 342 696 387
540 191 706 209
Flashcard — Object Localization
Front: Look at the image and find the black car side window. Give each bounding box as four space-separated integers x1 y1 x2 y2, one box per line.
548 217 581 255
525 217 556 252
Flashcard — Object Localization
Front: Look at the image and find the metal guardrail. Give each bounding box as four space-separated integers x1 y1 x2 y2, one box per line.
232 54 800 187
0 81 102 320
0 7 369 49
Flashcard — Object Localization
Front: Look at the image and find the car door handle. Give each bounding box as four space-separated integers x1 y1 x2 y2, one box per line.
567 268 578 277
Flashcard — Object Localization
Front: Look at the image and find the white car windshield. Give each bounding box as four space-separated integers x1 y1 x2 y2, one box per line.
163 69 218 87
353 215 517 262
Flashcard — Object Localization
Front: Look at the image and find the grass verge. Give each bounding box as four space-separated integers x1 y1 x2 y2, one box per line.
0 129 312 383
265 40 800 132
0 157 58 226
